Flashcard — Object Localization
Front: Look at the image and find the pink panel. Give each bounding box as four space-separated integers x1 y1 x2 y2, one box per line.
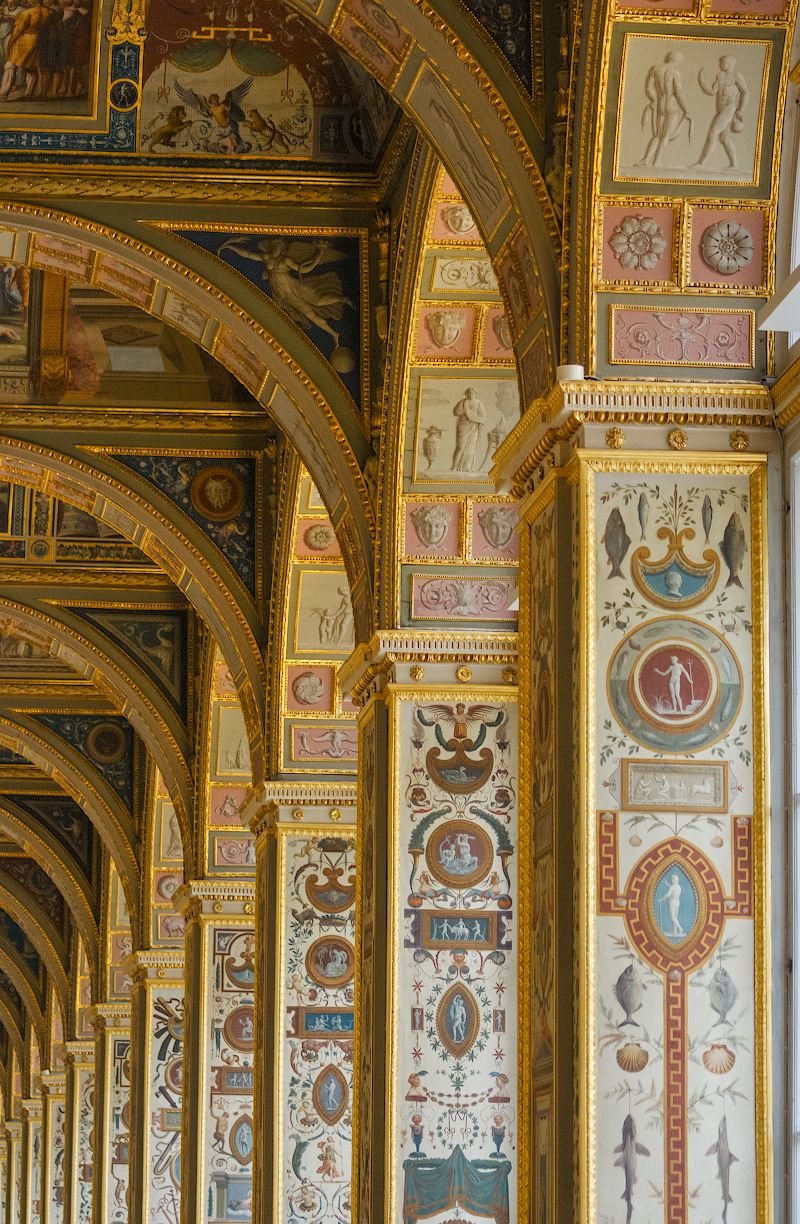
209 785 249 825
291 724 358 761
431 201 482 243
610 307 753 367
616 0 695 9
471 504 520 561
94 254 154 307
440 172 461 196
482 308 514 360
709 0 786 11
215 661 237 694
404 503 460 558
295 517 341 557
345 0 411 52
286 665 335 712
689 208 765 288
415 305 477 359
410 575 518 621
601 205 675 284
336 13 397 83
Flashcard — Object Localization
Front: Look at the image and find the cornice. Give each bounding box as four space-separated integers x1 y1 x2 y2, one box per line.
173 879 256 922
86 1002 131 1029
338 630 519 706
122 948 184 985
492 378 777 495
242 781 357 839
39 1071 65 1095
63 1040 94 1064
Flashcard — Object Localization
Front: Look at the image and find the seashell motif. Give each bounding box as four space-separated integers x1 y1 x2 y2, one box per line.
702 1043 735 1075
616 1042 649 1073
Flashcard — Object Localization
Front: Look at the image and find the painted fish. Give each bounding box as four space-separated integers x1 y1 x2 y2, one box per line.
702 493 713 543
614 963 643 1028
719 511 747 589
709 964 738 1026
614 1113 650 1224
705 1115 738 1223
637 492 649 541
602 508 631 579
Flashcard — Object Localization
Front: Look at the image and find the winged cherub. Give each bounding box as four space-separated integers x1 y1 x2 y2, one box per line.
174 77 254 154
216 236 354 343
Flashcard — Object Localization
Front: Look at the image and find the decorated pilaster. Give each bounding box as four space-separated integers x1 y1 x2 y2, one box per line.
125 950 184 1224
87 1005 130 1224
19 1099 41 1224
5 1122 21 1224
62 1043 93 1224
39 1073 64 1224
339 634 521 1224
244 784 356 1224
174 881 255 1224
494 380 777 1224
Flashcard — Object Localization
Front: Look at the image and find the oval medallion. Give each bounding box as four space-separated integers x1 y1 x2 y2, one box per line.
436 983 480 1059
652 862 699 946
229 1114 254 1165
306 936 354 988
425 820 493 889
313 1065 348 1126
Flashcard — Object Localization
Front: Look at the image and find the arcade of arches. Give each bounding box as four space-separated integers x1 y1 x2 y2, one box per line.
0 1 799 1222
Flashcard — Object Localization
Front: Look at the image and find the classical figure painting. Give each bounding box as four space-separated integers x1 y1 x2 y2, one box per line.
412 374 520 487
613 32 773 186
0 0 96 112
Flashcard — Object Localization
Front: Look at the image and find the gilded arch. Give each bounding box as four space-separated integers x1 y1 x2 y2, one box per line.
0 597 194 868
0 885 70 1026
0 946 45 1055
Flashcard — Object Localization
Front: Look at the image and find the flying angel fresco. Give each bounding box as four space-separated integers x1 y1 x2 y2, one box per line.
217 236 354 345
174 77 254 153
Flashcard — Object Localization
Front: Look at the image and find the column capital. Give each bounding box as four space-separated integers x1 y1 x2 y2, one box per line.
173 878 255 922
63 1040 93 1068
337 630 518 705
492 376 776 498
86 1001 131 1031
19 1099 41 1122
39 1071 65 1096
241 781 356 839
122 947 184 985
4 1121 21 1141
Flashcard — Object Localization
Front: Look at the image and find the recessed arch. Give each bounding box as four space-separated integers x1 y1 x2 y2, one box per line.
0 886 69 1027
0 596 194 873
0 716 139 918
0 202 376 644
0 945 45 1055
0 996 24 1074
0 798 99 977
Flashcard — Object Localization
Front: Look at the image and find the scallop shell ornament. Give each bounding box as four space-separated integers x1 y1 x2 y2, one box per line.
702 1043 735 1075
616 1042 649 1073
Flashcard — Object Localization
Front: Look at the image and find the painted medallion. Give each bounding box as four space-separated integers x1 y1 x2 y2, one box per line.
223 1005 256 1052
306 936 355 988
425 820 493 888
436 983 480 1059
312 1065 348 1125
608 618 742 752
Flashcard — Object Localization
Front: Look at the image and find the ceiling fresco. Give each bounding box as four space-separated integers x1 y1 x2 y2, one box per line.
0 0 398 170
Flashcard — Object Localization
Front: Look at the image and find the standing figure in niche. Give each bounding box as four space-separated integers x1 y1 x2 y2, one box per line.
451 386 486 471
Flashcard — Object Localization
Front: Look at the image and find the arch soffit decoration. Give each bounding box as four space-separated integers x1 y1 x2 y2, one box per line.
279 0 561 359
0 420 268 758
0 995 25 1072
0 206 376 643
0 715 140 905
0 799 99 965
0 597 195 878
0 946 46 1053
0 884 70 1023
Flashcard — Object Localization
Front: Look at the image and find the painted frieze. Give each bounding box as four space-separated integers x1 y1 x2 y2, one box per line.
148 989 184 1222
588 461 767 1223
45 1094 64 1224
393 692 518 1224
107 1033 130 1220
202 927 256 1223
74 1066 93 1224
278 831 356 1222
